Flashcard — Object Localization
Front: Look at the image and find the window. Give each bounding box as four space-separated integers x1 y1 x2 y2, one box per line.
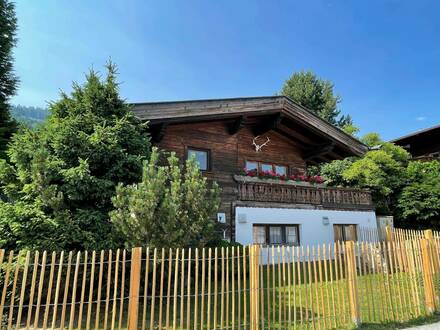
245 161 288 176
275 165 287 176
245 161 258 172
269 226 282 245
253 226 266 245
252 224 300 246
187 148 209 171
333 224 357 242
285 226 299 245
261 163 273 172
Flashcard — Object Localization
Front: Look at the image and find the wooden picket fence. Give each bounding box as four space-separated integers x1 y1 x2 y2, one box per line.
1 228 440 329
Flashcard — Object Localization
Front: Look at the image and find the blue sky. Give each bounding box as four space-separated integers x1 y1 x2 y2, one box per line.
11 0 440 140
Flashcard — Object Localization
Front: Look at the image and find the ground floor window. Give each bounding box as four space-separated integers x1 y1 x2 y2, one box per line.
252 224 300 246
333 224 357 242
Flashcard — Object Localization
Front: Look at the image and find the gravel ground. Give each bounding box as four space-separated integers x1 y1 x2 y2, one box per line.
404 322 440 329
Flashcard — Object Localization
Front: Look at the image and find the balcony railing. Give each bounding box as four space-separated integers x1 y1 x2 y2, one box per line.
236 177 373 210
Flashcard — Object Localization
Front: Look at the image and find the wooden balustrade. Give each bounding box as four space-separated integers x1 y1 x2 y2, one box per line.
237 180 373 210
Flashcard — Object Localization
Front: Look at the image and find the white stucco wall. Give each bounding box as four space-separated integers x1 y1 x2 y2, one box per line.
235 206 377 247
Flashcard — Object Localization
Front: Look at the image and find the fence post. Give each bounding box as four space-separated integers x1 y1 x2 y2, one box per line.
250 245 260 330
346 241 360 325
420 239 436 314
385 226 393 243
128 247 142 330
424 230 439 275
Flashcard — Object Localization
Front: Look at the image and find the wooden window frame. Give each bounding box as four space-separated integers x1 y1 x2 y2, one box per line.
333 224 358 242
186 147 211 171
245 160 288 175
252 224 300 246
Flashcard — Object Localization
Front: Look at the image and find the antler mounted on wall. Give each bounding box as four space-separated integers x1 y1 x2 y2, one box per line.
252 135 270 152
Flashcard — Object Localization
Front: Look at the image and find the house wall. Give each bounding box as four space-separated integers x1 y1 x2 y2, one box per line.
156 120 307 238
155 120 376 242
235 206 377 247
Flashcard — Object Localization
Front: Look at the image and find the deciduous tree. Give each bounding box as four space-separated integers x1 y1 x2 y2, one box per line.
343 142 410 214
396 161 440 228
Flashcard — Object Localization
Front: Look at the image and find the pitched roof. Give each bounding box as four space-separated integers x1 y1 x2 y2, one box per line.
390 123 440 144
131 96 368 159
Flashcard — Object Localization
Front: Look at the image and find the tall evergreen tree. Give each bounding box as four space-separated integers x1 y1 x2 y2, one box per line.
0 0 18 159
280 71 353 129
0 63 151 251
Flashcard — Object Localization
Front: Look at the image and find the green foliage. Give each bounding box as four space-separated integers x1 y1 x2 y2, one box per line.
206 237 242 248
319 158 355 186
396 161 440 224
360 132 383 147
0 0 19 159
342 124 360 137
280 70 352 128
0 63 150 251
10 105 48 127
343 142 410 214
0 201 57 251
111 147 220 249
319 131 440 227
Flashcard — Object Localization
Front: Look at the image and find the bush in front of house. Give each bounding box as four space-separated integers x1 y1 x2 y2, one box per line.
110 147 221 249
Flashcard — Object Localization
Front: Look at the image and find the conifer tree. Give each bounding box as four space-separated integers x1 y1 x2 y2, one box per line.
281 71 353 129
0 63 150 250
0 0 19 158
111 147 220 248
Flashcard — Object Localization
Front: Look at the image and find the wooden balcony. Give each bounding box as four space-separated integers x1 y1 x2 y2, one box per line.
235 176 373 210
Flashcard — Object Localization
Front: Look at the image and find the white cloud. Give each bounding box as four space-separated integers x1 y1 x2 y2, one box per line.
416 116 426 121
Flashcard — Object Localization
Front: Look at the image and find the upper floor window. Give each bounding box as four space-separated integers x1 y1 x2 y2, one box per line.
246 161 258 172
187 148 210 171
245 160 287 176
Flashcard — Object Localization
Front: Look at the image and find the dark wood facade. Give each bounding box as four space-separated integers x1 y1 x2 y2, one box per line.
132 96 374 240
391 124 440 160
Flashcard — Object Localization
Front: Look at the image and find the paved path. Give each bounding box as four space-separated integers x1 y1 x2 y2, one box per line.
404 322 440 329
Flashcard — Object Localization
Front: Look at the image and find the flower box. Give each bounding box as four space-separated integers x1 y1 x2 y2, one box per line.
234 174 327 188
240 169 326 185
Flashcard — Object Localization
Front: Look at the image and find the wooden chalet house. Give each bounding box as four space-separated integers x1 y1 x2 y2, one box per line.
391 124 440 161
132 96 377 247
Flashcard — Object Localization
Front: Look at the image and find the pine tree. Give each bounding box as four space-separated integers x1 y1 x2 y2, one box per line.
0 0 18 159
111 147 220 248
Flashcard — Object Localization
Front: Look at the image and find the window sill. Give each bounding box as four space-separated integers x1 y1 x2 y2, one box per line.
253 243 300 248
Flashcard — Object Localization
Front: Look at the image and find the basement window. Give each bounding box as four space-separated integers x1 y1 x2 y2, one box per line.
333 224 357 242
253 224 300 246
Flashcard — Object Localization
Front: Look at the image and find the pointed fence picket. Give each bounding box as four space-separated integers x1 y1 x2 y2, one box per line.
0 227 440 329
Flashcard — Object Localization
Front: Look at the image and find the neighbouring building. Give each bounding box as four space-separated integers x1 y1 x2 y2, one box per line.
391 124 440 160
132 96 377 247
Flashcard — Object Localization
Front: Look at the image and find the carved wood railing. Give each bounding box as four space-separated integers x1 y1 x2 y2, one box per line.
238 181 373 209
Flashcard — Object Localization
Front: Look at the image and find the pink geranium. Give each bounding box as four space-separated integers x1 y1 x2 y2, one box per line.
243 170 325 185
